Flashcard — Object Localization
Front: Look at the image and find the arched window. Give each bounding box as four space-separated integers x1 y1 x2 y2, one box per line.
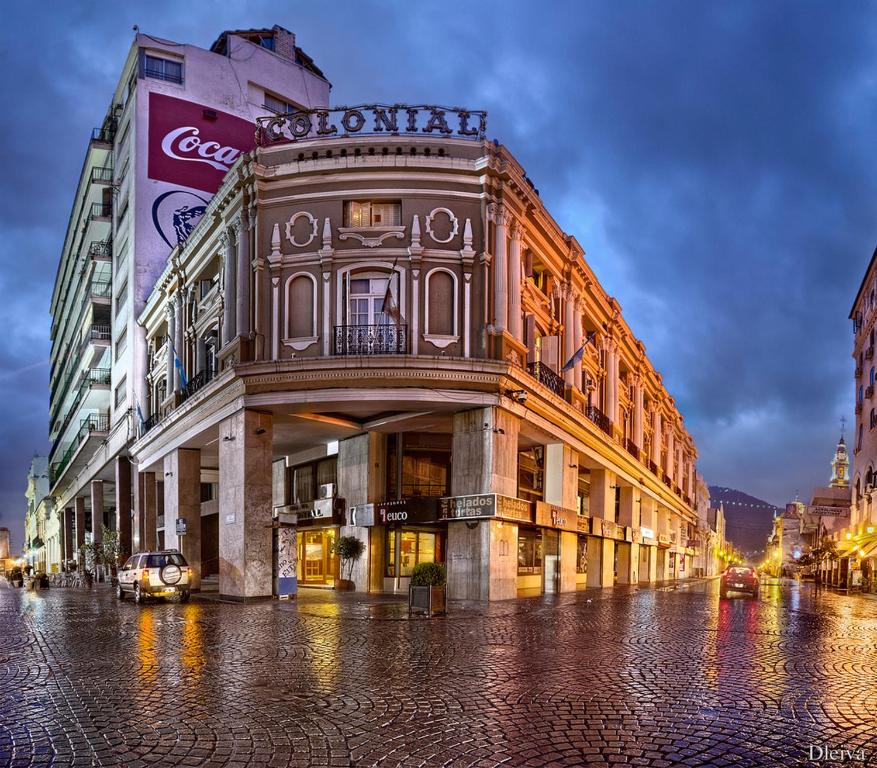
870 409 875 430
423 268 457 341
859 385 864 404
867 467 875 488
870 367 874 387
283 271 318 350
858 424 864 452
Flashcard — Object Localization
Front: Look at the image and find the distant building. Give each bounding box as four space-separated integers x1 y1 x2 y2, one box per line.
24 456 51 572
0 528 10 569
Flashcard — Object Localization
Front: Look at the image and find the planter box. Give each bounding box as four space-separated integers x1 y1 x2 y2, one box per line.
409 584 446 616
335 579 355 591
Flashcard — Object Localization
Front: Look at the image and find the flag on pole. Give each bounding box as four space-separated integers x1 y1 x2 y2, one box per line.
381 272 403 324
170 337 188 388
562 332 596 372
134 397 146 432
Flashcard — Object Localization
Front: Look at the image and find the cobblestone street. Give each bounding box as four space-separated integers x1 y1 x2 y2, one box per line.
2 579 876 768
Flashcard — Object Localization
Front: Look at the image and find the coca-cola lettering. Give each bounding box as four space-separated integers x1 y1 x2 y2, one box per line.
161 126 243 172
149 93 256 194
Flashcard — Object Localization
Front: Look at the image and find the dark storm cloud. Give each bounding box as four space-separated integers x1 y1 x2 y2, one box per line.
0 2 871 545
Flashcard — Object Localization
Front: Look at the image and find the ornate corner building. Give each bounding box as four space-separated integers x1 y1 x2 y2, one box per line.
127 103 701 600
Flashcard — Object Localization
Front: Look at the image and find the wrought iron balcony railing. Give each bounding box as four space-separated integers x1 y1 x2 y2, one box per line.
624 438 640 459
89 202 112 220
91 167 114 184
526 361 565 399
585 404 612 435
88 240 112 261
334 324 407 355
181 367 217 402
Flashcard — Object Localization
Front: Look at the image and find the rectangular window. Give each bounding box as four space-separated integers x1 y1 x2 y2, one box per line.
264 92 296 114
344 201 402 227
385 529 441 578
115 375 127 408
143 54 183 84
517 528 543 575
116 279 128 316
115 327 127 359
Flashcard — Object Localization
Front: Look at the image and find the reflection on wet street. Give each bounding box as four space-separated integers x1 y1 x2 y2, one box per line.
1 578 875 767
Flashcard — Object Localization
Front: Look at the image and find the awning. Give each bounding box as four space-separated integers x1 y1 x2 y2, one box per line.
855 540 877 560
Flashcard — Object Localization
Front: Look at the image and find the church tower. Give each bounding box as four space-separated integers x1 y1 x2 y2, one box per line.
830 433 849 488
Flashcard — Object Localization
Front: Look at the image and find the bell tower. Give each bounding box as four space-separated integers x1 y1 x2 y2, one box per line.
830 426 849 488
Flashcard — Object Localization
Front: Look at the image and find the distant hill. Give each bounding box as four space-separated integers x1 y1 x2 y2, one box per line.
708 486 780 556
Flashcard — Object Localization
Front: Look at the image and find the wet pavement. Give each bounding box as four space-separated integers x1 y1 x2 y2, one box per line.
1 578 876 767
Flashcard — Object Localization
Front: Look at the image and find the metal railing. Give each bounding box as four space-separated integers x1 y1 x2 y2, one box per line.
181 368 217 402
89 240 112 261
89 202 112 220
79 324 111 357
50 413 109 484
334 324 407 355
51 369 111 452
91 167 114 184
91 281 112 299
91 125 116 144
624 438 639 459
526 361 565 399
585 404 612 435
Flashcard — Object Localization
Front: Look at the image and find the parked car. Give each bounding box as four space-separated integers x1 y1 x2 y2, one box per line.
720 565 760 598
116 551 192 604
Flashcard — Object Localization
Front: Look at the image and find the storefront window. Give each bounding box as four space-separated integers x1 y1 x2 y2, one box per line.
299 528 338 585
290 457 337 505
576 535 588 575
518 447 544 503
517 528 543 575
385 529 443 577
386 434 451 499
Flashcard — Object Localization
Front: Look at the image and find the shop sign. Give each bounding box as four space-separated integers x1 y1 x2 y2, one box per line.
592 518 624 540
641 527 655 540
535 502 579 532
687 538 701 549
440 494 497 520
376 497 441 525
576 514 591 534
175 518 187 536
347 503 375 527
496 495 533 523
658 533 671 547
806 504 850 517
259 104 488 144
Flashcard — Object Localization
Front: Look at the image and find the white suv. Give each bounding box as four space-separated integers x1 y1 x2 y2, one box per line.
116 551 192 603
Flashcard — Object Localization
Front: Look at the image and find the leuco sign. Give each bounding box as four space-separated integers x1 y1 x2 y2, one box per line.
259 104 488 144
375 498 441 526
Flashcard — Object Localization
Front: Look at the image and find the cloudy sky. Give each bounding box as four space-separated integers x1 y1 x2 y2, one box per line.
0 2 872 548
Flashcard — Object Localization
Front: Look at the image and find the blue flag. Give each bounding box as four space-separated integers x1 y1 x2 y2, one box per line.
562 332 596 372
170 339 188 388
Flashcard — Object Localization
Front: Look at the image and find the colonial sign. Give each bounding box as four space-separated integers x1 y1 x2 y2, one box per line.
535 502 579 532
258 104 488 144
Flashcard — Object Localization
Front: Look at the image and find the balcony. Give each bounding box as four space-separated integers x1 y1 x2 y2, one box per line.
91 167 113 184
856 365 863 378
180 367 217 403
50 413 110 486
141 411 163 437
89 202 112 221
90 280 112 301
585 404 612 435
91 124 116 146
624 438 640 459
89 240 112 263
648 459 659 476
526 361 565 399
334 324 407 355
52 368 111 449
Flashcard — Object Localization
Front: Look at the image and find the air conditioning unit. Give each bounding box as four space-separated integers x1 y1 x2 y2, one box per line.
318 483 335 500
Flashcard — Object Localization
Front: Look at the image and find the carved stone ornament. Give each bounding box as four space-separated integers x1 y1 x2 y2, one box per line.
337 227 406 248
425 207 459 244
285 211 319 248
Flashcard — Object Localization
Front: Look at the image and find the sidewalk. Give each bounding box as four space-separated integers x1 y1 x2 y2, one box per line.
192 575 719 620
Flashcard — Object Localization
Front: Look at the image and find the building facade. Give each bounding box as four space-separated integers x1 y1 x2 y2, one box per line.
47 26 330 570
128 105 702 600
24 456 51 572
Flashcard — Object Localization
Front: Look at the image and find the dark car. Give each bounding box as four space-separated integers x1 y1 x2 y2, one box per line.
720 566 759 598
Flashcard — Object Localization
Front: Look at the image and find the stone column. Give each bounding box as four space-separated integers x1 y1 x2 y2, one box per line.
492 205 509 333
138 472 157 552
508 220 523 342
590 468 616 587
618 486 639 528
219 409 273 599
605 341 617 425
633 380 644 448
544 443 577 509
90 481 104 545
115 457 132 561
174 292 184 393
563 285 575 387
196 336 207 375
63 507 74 566
449 406 521 601
573 299 584 389
235 211 250 338
221 231 236 346
164 448 202 590
651 409 662 468
667 429 675 482
75 497 86 564
165 302 175 392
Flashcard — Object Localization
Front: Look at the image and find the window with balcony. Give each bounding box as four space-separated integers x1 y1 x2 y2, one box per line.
344 201 401 227
143 54 183 84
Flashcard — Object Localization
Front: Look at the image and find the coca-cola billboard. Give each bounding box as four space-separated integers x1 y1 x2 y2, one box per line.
148 93 255 193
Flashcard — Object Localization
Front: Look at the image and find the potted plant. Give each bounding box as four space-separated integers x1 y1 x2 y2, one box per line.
332 535 365 591
409 562 446 616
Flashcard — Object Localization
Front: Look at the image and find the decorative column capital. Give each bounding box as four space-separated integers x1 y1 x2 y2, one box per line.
509 218 523 240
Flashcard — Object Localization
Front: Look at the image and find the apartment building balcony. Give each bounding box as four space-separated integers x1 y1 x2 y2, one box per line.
333 324 407 355
89 202 112 222
585 404 612 436
180 367 217 404
79 324 111 369
526 361 565 399
88 240 112 264
51 368 111 449
49 412 110 488
867 346 874 361
856 365 863 378
90 167 114 185
624 438 640 460
90 124 116 147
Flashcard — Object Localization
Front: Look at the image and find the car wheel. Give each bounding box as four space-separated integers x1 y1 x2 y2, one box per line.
116 583 125 600
179 590 190 603
134 583 145 604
